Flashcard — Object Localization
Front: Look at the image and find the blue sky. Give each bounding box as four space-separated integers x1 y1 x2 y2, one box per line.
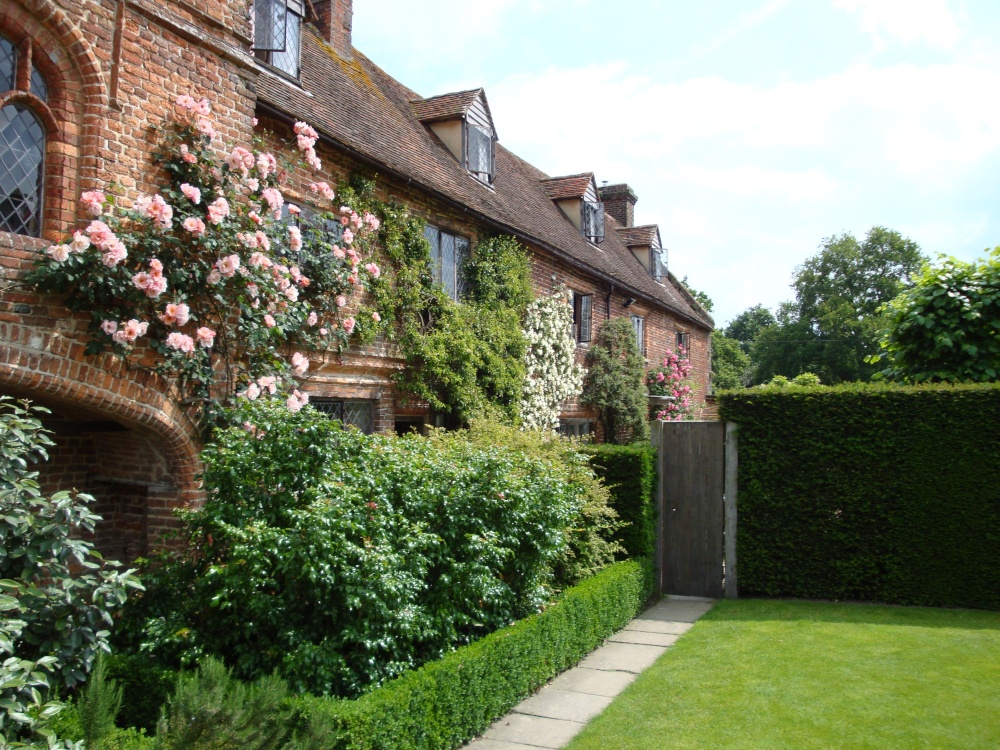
353 0 1000 326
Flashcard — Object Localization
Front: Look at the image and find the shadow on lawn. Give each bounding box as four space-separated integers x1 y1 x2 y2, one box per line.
701 597 1000 631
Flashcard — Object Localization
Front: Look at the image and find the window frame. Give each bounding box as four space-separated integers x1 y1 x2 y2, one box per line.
582 201 605 244
423 223 470 302
252 0 303 80
676 331 690 352
571 291 592 344
558 419 594 440
631 314 646 357
465 121 495 185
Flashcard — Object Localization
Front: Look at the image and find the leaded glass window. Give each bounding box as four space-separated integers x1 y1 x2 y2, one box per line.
424 224 469 301
466 124 494 184
583 201 605 244
311 399 374 434
253 0 302 79
0 104 45 237
572 291 592 344
631 314 645 357
29 66 46 102
0 37 15 92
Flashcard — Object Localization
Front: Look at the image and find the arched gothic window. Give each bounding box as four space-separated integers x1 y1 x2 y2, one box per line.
0 34 48 237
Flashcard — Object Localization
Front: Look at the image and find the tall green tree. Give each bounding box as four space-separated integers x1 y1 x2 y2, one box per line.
582 317 649 444
752 226 926 384
871 247 1000 382
724 304 776 355
710 330 751 389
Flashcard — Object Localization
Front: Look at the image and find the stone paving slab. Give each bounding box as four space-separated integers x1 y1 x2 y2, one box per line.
636 604 713 623
514 688 613 723
466 739 539 750
577 641 667 673
608 629 679 647
624 619 693 636
483 713 585 748
546 667 636 697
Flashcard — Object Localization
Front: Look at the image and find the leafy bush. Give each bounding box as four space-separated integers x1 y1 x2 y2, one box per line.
289 560 651 750
718 383 1000 609
431 420 621 588
582 317 650 444
0 397 141 747
117 401 583 696
104 655 178 733
520 289 584 430
583 444 657 561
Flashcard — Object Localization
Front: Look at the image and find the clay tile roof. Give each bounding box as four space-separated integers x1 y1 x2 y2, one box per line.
539 173 595 201
254 29 713 329
617 225 661 248
410 89 483 122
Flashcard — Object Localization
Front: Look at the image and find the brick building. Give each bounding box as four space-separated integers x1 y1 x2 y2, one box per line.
0 0 712 560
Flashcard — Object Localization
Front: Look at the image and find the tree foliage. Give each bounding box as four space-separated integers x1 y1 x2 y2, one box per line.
582 317 649 444
724 304 775 356
751 227 926 384
871 247 1000 383
710 330 751 389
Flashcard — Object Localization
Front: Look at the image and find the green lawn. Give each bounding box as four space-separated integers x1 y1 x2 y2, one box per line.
566 599 1000 750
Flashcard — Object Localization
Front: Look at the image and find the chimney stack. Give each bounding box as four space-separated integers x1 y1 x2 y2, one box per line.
598 183 638 228
313 0 353 59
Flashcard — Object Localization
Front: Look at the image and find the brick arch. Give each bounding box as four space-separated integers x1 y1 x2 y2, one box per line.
0 327 204 510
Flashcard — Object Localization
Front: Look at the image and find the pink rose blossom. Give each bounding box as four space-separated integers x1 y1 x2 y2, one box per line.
257 375 277 394
252 117 259 127
101 320 118 336
335 295 347 308
343 317 356 335
249 252 269 267
261 187 284 217
183 217 206 235
196 117 214 136
288 225 302 252
248 210 263 225
206 268 223 285
175 94 196 111
254 231 270 252
180 144 197 164
256 152 277 179
226 146 255 175
291 351 309 376
119 319 148 344
284 286 299 302
207 197 230 225
342 228 354 245
180 183 201 204
69 231 90 253
309 182 335 201
293 121 318 149
46 244 70 262
288 204 301 216
216 254 241 277
101 239 128 267
165 331 196 354
159 303 191 327
286 389 309 413
307 311 318 326
195 98 211 115
304 148 322 171
319 327 328 335
196 327 216 348
241 383 261 400
80 190 105 217
246 177 260 192
365 262 381 279
371 311 381 322
264 313 276 328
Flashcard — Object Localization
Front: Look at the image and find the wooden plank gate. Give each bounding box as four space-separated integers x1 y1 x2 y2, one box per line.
652 420 739 599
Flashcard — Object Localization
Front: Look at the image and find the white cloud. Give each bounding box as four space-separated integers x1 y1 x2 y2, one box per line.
833 0 961 48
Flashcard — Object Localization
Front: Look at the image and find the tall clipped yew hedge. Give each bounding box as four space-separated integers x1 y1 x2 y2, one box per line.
718 383 1000 610
583 444 657 560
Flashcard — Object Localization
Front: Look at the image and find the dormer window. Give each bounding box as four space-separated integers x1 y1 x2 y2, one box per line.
253 0 303 79
617 225 666 279
539 173 606 245
411 89 497 187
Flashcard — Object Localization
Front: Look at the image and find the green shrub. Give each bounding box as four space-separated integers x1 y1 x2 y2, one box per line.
117 401 583 696
583 444 657 560
105 655 178 734
432 420 622 588
718 382 1000 609
78 654 123 746
289 560 651 749
0 397 141 747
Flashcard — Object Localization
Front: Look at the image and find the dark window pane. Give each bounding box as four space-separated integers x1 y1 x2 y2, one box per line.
269 9 299 78
344 401 373 434
254 0 287 51
579 294 592 343
440 232 456 299
0 37 14 92
467 125 493 181
311 400 343 420
424 224 441 283
30 67 47 102
0 104 45 237
454 236 469 299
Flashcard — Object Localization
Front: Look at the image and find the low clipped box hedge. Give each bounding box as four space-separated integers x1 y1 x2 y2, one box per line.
290 559 651 749
583 444 656 560
718 383 1000 610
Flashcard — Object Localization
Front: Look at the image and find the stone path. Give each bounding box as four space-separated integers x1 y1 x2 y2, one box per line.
463 595 715 750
